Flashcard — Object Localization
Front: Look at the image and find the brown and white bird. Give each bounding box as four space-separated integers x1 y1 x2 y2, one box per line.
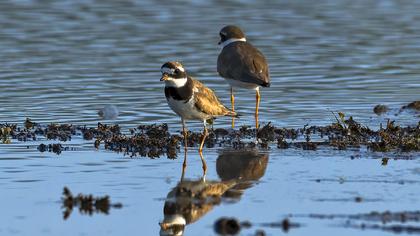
160 61 236 170
217 25 270 129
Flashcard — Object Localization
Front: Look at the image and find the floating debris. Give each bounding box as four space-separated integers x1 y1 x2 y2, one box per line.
401 101 420 111
24 118 37 129
61 187 122 220
373 104 389 115
98 104 119 119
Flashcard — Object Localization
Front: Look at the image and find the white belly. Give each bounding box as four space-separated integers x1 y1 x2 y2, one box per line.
167 97 209 121
224 78 259 90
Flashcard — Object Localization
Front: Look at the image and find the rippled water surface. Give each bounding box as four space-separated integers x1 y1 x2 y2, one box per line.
0 0 419 235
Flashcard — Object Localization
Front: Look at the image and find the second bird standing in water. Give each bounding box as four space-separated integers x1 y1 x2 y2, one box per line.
217 25 271 129
160 61 236 165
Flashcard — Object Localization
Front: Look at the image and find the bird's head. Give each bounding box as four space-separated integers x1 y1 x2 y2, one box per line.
160 61 188 88
218 25 246 46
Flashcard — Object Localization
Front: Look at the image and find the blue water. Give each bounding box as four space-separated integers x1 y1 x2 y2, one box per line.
0 0 419 235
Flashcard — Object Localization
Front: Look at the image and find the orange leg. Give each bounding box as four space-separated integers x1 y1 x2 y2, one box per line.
230 87 235 129
255 89 261 130
199 151 207 177
181 150 187 181
181 119 188 171
198 121 208 174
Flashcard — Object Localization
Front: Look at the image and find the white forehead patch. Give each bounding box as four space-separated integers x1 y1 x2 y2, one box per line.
161 65 185 74
161 67 175 74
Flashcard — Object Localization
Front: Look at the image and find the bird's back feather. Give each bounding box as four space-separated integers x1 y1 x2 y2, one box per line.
192 79 237 117
218 42 270 87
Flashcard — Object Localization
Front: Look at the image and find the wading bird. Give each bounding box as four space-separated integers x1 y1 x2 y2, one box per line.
160 61 236 172
217 25 270 129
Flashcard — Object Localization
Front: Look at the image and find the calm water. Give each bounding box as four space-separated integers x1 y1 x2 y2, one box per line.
0 0 420 235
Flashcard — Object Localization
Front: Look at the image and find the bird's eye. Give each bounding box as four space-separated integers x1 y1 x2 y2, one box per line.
174 69 180 74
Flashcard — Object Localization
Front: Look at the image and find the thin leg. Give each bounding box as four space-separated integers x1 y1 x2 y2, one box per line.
199 151 207 178
198 121 208 153
181 150 187 181
181 119 187 171
182 119 188 150
198 121 208 173
255 88 261 130
230 87 235 129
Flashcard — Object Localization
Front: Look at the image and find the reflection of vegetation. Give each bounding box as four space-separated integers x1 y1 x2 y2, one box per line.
37 143 64 155
303 210 420 234
160 149 269 236
61 187 122 220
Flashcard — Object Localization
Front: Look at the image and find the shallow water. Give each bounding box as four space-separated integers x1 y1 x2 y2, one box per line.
0 0 419 235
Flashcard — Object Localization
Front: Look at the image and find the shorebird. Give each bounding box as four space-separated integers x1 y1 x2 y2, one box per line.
160 61 236 171
217 25 270 129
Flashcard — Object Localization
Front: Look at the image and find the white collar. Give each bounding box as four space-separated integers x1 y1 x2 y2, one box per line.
221 38 246 48
164 77 188 88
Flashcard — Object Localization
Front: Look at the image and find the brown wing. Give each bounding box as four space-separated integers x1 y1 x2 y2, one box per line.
192 79 236 117
217 42 270 87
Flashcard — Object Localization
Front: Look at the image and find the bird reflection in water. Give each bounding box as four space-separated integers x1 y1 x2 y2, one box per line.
159 149 269 236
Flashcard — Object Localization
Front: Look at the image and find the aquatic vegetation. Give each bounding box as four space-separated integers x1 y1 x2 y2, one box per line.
1 114 419 157
0 125 14 144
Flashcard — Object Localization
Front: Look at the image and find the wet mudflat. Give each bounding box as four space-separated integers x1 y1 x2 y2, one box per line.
1 0 420 235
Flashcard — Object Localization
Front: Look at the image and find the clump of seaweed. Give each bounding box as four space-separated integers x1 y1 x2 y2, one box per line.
0 124 14 144
61 187 122 220
1 112 419 158
104 123 181 158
